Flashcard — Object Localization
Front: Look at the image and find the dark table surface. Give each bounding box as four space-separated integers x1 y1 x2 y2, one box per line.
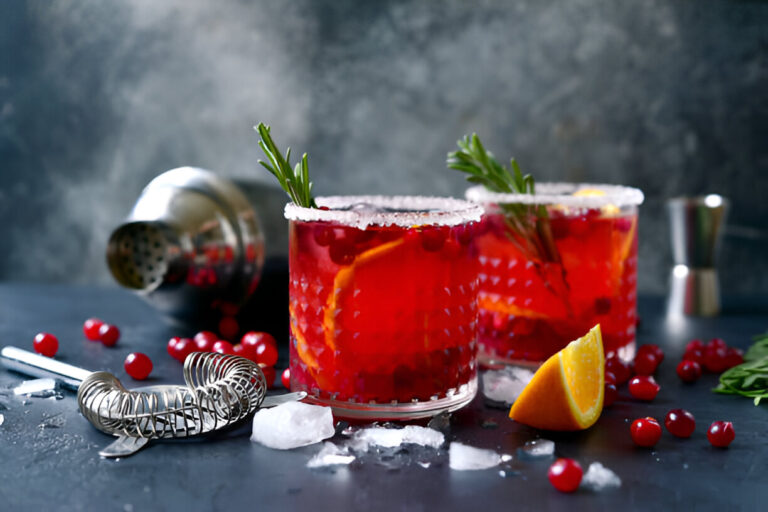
1 282 767 511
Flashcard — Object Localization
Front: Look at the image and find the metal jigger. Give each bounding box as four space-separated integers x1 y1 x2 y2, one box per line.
106 167 265 319
667 194 729 317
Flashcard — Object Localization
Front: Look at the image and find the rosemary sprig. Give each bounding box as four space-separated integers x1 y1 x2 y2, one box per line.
254 122 317 208
447 134 560 264
715 333 768 405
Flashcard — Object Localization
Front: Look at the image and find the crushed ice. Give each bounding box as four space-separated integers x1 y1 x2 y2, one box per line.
306 442 355 468
250 401 335 450
349 425 444 451
581 462 621 491
449 442 502 471
482 367 534 405
0 414 4 426
518 439 555 459
13 378 60 398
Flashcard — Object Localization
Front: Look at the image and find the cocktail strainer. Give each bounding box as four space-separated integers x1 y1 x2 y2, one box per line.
0 346 304 457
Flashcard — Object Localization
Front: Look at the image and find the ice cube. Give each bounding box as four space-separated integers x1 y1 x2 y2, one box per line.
518 439 555 459
449 442 502 470
581 462 621 491
482 367 534 404
250 401 335 450
350 425 444 451
306 442 355 468
0 414 4 426
13 378 60 398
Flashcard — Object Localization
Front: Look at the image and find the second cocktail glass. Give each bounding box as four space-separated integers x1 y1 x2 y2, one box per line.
285 195 483 420
466 183 644 364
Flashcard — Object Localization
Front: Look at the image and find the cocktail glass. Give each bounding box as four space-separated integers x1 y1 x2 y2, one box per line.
285 195 483 420
466 183 644 364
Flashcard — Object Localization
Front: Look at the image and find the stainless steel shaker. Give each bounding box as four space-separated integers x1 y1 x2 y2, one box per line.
667 194 729 317
106 167 265 319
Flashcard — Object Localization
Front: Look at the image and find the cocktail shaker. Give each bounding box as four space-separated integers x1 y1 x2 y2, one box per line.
667 195 729 317
106 167 265 319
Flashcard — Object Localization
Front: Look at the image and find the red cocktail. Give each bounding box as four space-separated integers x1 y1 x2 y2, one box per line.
285 196 483 419
466 184 644 364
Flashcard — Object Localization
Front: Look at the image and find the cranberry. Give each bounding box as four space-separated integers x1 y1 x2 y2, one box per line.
628 375 660 401
281 368 291 389
98 324 120 347
124 352 153 380
664 409 696 438
167 336 181 357
170 337 195 362
704 345 730 373
547 458 583 493
604 383 618 407
633 351 659 376
723 347 744 369
605 356 631 385
232 344 246 357
683 347 705 365
212 340 234 355
676 360 702 383
708 338 727 349
329 238 357 265
420 227 448 252
83 318 103 341
254 342 279 367
260 365 276 389
194 332 216 352
219 316 239 340
453 223 475 246
241 331 277 350
604 371 617 385
594 297 612 315
313 224 336 246
637 344 664 364
631 417 662 447
33 332 58 357
685 339 703 352
707 421 735 448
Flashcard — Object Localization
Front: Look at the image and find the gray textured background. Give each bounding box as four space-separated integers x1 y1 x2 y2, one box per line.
1 0 766 294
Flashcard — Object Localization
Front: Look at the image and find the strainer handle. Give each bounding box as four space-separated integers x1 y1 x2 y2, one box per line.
0 346 92 390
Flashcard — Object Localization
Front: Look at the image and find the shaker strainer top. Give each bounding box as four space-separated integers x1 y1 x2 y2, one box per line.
109 222 172 291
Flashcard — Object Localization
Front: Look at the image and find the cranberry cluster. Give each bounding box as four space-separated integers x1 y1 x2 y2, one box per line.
83 318 121 347
630 410 734 449
676 338 743 383
167 330 282 389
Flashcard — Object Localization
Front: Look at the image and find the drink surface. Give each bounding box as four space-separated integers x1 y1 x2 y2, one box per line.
288 217 479 411
475 206 638 362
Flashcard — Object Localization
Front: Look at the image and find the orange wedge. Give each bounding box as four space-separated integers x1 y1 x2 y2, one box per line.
509 324 605 431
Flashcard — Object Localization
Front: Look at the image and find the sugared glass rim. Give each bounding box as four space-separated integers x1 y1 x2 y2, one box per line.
465 183 644 208
284 195 484 229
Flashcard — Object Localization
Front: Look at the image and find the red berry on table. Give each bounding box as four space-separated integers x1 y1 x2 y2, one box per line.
605 356 631 385
194 331 217 347
708 338 727 349
254 342 279 367
547 458 583 493
241 331 277 350
707 421 735 448
683 347 705 365
704 345 729 373
664 409 696 438
604 383 618 407
219 316 239 340
676 360 702 383
98 324 120 347
631 417 662 447
232 344 246 357
281 368 291 389
628 375 660 401
685 339 703 352
637 344 664 364
723 347 744 369
260 365 276 389
167 336 180 357
604 371 617 385
33 332 58 357
633 351 659 376
212 340 234 355
170 337 195 362
83 318 103 341
124 352 153 380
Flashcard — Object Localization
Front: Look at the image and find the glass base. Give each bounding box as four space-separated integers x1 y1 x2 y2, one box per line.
299 377 478 421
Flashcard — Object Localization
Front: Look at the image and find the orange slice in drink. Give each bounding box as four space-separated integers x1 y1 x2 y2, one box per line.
509 324 605 430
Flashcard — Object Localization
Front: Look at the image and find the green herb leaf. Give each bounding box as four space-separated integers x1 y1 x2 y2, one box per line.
715 332 768 405
254 123 317 208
